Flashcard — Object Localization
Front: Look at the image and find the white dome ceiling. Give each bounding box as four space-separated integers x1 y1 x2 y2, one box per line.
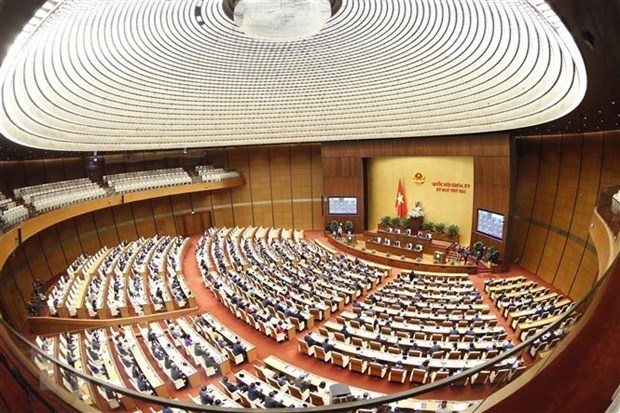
0 0 586 151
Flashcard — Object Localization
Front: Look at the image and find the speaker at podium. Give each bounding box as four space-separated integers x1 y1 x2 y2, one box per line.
434 251 446 264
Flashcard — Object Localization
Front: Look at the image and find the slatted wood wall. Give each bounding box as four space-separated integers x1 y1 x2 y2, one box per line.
510 130 620 299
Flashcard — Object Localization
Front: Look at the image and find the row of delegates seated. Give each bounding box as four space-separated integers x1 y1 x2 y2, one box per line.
496 287 555 312
392 276 477 294
165 317 228 375
302 331 524 385
258 355 383 406
353 300 497 331
233 370 311 408
193 384 238 407
142 322 197 389
217 226 377 306
207 270 297 342
193 312 257 362
112 326 163 396
57 332 95 404
319 320 509 361
83 328 130 409
381 282 481 302
299 328 518 377
345 306 503 335
363 288 483 312
46 254 90 316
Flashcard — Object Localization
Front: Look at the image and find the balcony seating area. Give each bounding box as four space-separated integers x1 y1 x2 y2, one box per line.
15 177 106 212
104 167 192 193
195 165 241 182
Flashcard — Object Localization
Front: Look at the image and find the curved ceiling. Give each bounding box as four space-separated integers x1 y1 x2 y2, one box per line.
0 0 586 151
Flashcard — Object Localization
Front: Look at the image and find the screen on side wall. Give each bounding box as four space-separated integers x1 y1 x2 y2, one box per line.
477 209 504 240
328 197 357 215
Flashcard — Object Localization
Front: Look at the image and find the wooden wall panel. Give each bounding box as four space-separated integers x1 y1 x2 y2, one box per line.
1 161 27 194
512 138 541 218
510 216 530 262
38 227 69 276
231 205 254 228
248 147 274 227
537 231 566 282
569 246 599 299
74 214 102 255
531 137 561 224
520 225 547 277
0 265 27 328
228 147 254 227
132 201 157 237
269 146 293 229
600 131 620 188
191 192 213 216
311 144 324 230
62 157 84 180
93 208 120 248
211 190 234 228
151 197 176 235
55 220 83 262
553 238 584 294
170 193 193 217
290 146 314 230
22 236 52 283
205 149 228 170
112 204 138 241
24 160 46 186
7 247 34 301
571 134 603 242
102 160 125 176
43 159 66 182
514 131 613 298
551 135 582 231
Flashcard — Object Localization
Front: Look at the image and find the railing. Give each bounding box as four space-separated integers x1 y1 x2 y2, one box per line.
0 251 616 413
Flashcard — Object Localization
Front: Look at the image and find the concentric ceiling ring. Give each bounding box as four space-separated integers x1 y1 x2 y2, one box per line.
0 0 586 151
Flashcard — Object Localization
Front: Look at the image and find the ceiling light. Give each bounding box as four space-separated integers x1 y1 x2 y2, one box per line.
224 0 340 41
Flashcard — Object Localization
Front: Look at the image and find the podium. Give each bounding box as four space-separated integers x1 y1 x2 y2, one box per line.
409 216 423 234
433 251 446 264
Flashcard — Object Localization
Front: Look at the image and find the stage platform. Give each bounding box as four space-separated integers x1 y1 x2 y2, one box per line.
327 235 478 274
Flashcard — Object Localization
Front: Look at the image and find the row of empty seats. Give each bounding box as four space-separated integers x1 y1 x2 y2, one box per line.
105 167 192 193
195 165 241 182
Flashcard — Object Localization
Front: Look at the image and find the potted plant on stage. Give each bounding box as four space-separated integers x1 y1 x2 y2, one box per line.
344 220 355 245
345 220 354 234
433 223 461 243
485 245 501 273
329 220 339 236
389 216 401 229
379 216 391 231
400 216 411 228
421 221 435 236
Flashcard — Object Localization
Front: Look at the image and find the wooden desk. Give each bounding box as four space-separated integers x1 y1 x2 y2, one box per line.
122 327 167 397
365 239 423 259
263 356 383 398
516 315 562 340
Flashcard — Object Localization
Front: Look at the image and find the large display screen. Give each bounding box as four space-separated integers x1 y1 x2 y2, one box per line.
328 197 357 215
477 209 504 240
